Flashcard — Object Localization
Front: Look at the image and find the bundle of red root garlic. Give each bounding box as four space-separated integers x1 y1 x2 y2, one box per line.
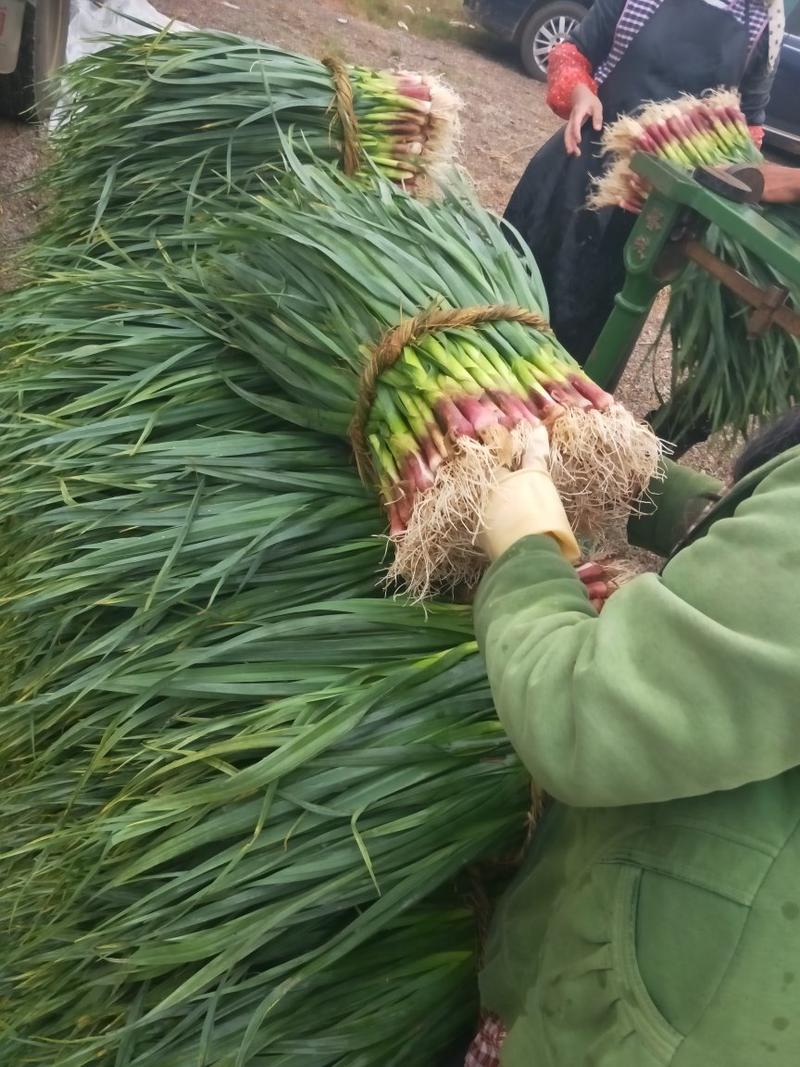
590 89 762 211
35 30 463 260
202 165 664 597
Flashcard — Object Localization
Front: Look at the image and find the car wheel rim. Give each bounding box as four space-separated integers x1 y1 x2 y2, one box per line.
533 16 580 73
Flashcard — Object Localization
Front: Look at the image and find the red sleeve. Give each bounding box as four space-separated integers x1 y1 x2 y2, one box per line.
748 125 764 149
546 42 598 121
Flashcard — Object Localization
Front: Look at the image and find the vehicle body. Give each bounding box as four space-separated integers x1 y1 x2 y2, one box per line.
465 0 800 158
0 0 71 121
464 0 590 80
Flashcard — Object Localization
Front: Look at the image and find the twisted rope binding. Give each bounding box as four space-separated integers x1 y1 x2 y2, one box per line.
348 303 552 483
322 56 362 177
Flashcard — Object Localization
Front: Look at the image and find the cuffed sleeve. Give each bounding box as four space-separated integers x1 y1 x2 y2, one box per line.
546 42 597 120
627 459 723 558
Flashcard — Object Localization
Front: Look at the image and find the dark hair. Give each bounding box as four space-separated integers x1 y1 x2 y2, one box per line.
732 407 800 483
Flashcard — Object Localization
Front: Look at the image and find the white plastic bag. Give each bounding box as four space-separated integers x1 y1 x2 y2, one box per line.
51 1 194 126
66 0 193 65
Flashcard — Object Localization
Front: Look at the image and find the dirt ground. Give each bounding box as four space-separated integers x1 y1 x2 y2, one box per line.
0 0 723 476
0 124 45 290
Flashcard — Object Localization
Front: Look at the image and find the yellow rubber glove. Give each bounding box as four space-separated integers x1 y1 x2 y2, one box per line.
478 425 580 564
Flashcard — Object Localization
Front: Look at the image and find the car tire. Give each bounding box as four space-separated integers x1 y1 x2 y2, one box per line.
0 0 71 122
519 1 587 82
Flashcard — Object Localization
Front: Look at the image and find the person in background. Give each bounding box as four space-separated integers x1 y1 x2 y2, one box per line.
461 406 800 1066
504 0 786 364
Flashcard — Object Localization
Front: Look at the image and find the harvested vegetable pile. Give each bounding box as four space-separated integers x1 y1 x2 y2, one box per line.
197 164 662 595
593 89 800 442
0 267 528 1066
0 32 660 1063
590 88 761 211
33 29 460 262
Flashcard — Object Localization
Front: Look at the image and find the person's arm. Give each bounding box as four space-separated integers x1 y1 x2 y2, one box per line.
760 162 800 204
546 0 626 150
546 44 598 121
474 455 800 809
740 29 777 133
569 0 627 67
627 459 722 557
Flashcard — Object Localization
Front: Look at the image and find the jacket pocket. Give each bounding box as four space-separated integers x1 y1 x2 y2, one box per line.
621 864 750 1039
515 830 760 1067
526 862 682 1067
610 865 686 1060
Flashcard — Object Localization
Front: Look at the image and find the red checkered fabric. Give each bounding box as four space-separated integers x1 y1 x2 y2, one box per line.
465 1015 507 1067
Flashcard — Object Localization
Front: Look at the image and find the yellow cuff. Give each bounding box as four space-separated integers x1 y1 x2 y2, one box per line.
479 469 580 563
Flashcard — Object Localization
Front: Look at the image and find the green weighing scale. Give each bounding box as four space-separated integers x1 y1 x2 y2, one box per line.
584 153 800 393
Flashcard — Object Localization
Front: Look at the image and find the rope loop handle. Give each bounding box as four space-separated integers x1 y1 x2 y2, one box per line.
322 56 362 177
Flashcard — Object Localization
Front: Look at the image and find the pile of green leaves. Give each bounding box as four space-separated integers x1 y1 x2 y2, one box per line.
32 28 457 266
0 268 528 1065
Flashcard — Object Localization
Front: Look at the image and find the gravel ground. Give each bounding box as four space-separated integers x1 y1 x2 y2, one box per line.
0 0 730 484
0 124 45 291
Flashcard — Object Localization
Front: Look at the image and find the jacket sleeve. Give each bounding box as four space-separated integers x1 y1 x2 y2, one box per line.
740 29 776 126
627 459 722 558
474 458 800 808
546 0 625 117
547 43 598 119
569 0 627 68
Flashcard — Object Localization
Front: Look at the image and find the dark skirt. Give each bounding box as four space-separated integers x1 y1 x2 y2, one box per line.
504 125 635 365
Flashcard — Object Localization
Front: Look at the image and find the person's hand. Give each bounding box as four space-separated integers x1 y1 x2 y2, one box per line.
565 84 603 157
477 423 580 564
620 173 651 214
760 162 800 205
576 561 615 612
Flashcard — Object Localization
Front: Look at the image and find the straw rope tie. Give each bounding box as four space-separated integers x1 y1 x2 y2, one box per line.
348 303 553 482
322 56 362 177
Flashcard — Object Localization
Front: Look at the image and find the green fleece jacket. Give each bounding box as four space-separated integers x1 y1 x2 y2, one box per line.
473 445 800 1067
